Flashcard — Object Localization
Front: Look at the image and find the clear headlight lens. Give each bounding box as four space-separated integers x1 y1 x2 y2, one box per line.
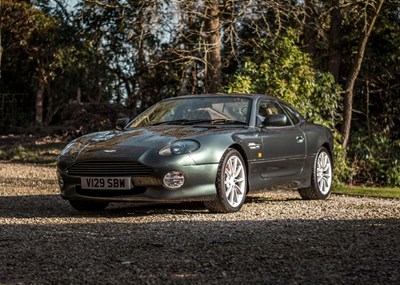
159 140 200 156
59 140 83 157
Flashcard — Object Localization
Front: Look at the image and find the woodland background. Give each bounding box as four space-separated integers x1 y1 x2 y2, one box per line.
0 0 399 187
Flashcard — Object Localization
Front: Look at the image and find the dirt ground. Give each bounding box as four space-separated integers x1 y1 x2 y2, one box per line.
0 161 399 284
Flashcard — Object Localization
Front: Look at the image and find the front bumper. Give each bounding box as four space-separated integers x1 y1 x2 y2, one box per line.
57 163 219 203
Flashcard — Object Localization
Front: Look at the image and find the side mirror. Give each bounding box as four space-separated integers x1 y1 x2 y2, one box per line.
116 118 130 130
263 114 288 127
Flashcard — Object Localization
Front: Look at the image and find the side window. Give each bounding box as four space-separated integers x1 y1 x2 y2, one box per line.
282 104 300 125
257 100 291 126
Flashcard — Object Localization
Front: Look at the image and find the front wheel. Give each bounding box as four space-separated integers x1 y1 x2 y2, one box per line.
69 200 109 212
204 149 247 213
298 147 333 200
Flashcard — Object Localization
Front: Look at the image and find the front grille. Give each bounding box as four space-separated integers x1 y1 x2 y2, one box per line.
66 161 153 177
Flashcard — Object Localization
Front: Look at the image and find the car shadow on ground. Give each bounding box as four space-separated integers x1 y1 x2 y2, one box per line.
0 214 399 284
0 193 301 219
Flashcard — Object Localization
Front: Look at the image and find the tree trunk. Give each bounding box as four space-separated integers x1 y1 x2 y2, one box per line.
179 65 192 95
35 81 45 126
77 87 81 103
96 81 103 103
45 81 53 124
304 0 318 57
204 0 222 93
342 0 385 148
327 0 343 82
0 29 3 79
136 25 146 110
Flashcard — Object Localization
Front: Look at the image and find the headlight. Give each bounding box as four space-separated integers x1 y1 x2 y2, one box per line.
59 140 83 157
159 140 200 156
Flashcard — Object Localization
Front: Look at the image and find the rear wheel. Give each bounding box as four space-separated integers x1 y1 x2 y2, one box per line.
69 200 109 211
298 147 333 200
205 149 247 213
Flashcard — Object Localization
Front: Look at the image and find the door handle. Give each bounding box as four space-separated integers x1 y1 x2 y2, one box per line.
296 136 304 143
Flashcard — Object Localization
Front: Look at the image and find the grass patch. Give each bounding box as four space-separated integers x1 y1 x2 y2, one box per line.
0 143 65 165
334 186 400 199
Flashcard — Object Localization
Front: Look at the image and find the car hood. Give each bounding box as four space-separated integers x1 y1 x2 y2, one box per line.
63 125 239 161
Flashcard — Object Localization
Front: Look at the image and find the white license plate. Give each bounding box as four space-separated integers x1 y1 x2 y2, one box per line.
81 177 132 190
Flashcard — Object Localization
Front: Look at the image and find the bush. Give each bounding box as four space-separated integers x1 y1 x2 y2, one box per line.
350 133 400 187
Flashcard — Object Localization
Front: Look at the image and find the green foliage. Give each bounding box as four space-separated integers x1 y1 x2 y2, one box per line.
227 30 350 185
350 134 400 187
333 133 354 186
228 30 340 129
0 0 93 126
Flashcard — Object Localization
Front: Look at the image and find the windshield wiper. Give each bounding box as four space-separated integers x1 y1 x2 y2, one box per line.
151 119 193 126
209 119 248 125
152 119 248 126
178 119 248 125
153 119 213 125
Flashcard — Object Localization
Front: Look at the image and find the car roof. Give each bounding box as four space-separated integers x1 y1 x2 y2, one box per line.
165 93 277 101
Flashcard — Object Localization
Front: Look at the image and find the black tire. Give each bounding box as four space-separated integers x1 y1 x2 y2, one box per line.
69 200 109 211
204 148 247 213
298 147 333 200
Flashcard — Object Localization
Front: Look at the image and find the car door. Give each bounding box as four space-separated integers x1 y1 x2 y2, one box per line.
257 99 306 179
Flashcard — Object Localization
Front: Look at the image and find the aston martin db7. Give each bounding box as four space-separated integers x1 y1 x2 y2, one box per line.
57 94 333 213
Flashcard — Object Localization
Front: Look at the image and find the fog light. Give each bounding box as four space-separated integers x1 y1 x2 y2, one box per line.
163 171 185 189
57 172 64 189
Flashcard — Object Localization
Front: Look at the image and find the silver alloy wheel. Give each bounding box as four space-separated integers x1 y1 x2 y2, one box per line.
316 151 332 195
224 155 246 207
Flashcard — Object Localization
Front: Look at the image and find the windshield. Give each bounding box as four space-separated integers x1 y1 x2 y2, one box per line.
127 96 252 128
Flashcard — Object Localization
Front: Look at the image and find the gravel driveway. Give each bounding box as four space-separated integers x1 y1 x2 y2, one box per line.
0 162 399 284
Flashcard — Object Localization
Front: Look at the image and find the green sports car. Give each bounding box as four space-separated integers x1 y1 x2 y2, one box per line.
57 94 334 213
